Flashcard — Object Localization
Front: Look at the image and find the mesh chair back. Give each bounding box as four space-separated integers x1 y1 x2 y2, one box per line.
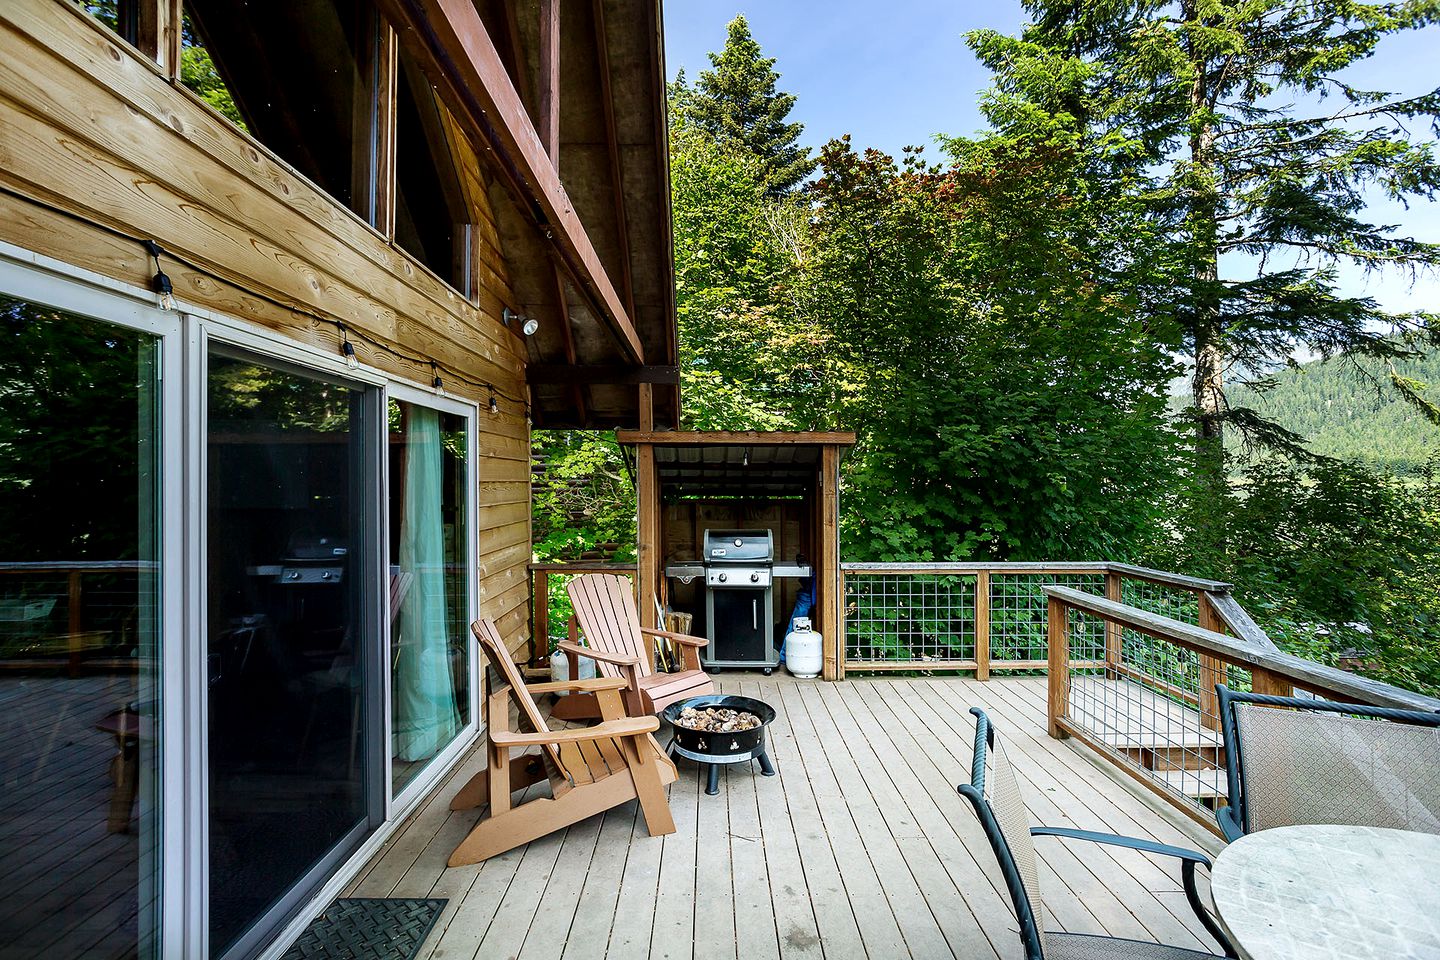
960 708 1048 960
1236 702 1440 834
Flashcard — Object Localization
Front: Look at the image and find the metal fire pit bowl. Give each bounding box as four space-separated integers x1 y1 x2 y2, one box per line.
662 694 777 796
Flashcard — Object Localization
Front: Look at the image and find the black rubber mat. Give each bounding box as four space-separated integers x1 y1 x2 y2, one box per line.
281 898 446 960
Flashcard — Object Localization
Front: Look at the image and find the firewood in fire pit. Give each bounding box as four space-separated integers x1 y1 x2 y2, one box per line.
673 705 760 733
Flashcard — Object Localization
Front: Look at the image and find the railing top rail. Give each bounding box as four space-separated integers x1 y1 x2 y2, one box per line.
1045 586 1440 713
1202 589 1279 653
0 560 157 572
840 561 1109 574
1104 562 1233 592
529 562 637 573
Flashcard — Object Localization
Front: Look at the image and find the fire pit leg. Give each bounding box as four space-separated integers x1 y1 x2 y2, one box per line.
756 750 776 777
706 764 720 796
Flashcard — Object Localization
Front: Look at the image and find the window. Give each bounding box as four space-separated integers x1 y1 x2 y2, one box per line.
182 0 385 222
205 349 377 957
394 46 479 295
387 397 471 795
0 297 163 959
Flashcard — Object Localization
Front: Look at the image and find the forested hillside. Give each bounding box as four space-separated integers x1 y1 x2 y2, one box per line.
536 8 1440 696
1225 352 1440 476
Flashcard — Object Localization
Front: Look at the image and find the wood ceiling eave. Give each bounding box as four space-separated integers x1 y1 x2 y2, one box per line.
380 0 644 365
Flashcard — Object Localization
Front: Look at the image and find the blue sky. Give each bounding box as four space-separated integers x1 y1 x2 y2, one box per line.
662 1 1440 316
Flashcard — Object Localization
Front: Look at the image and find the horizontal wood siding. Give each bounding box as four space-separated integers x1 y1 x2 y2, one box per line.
0 2 535 656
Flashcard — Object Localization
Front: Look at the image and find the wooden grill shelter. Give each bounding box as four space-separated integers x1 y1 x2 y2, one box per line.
616 430 856 680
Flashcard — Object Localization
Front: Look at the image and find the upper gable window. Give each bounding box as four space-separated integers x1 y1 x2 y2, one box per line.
181 0 383 224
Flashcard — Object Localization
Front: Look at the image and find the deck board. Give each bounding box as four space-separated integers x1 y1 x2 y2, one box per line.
348 674 1227 960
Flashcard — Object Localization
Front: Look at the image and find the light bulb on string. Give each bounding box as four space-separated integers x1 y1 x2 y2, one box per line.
431 361 445 398
339 325 359 370
488 388 499 416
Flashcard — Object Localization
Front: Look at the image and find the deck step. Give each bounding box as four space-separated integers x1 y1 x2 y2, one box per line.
1154 767 1228 800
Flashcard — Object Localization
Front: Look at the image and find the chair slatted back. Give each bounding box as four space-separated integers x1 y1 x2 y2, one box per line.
1236 701 1440 834
567 574 653 681
471 618 567 778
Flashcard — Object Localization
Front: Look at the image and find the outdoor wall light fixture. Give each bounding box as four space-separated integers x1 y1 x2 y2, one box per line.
503 307 541 337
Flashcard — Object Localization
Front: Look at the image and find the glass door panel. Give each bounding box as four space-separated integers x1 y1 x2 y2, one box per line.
387 399 469 794
206 349 374 957
0 298 163 960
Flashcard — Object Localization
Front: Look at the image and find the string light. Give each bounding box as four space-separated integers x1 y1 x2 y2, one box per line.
338 324 359 370
431 361 445 397
142 240 175 311
488 387 499 416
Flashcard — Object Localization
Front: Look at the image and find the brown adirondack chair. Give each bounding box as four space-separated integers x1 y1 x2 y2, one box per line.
562 573 714 717
446 618 678 866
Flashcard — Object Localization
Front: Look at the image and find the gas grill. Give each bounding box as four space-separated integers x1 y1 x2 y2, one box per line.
700 529 777 672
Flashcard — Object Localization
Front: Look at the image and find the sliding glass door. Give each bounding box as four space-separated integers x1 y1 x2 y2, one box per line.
0 298 165 960
387 396 471 796
205 347 379 958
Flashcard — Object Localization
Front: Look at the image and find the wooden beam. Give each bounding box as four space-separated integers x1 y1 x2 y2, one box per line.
591 0 634 321
638 383 654 433
135 0 180 76
615 431 858 446
538 0 559 160
382 0 644 361
636 441 660 630
527 364 680 385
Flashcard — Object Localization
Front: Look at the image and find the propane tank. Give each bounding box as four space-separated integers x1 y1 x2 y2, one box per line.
784 617 823 679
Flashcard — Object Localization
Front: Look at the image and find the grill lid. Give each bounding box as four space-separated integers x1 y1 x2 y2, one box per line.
702 529 774 564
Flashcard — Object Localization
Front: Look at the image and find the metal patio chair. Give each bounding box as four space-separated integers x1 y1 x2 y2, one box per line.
1215 683 1440 842
959 708 1237 960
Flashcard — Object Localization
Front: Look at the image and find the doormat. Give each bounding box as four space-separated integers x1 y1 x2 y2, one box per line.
282 898 446 960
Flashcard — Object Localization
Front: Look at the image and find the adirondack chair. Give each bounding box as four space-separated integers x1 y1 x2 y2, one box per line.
446 618 678 866
563 574 714 717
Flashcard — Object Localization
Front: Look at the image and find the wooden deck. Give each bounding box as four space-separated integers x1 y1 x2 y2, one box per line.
350 674 1229 960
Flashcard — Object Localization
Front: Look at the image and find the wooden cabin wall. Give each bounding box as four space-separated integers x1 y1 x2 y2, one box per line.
0 3 534 655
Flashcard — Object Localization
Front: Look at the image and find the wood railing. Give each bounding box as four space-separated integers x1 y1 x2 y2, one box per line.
1043 584 1440 832
838 561 1244 678
0 560 156 675
527 562 636 665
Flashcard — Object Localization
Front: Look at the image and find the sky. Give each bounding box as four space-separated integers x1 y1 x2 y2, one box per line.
661 1 1440 317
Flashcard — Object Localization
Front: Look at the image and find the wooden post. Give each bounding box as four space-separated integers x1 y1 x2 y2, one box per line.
1047 596 1069 738
136 0 181 76
636 439 659 630
533 570 549 665
67 570 83 678
1250 666 1293 698
974 570 991 681
1196 593 1226 729
819 445 842 680
1104 571 1123 671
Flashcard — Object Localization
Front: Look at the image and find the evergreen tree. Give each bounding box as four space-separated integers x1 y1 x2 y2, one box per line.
970 1 1440 534
690 15 816 195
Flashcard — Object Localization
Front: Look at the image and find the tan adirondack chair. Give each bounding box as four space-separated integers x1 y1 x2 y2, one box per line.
563 573 714 717
446 618 678 866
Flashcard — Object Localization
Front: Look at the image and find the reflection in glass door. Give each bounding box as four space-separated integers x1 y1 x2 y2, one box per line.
206 349 376 957
387 399 470 795
0 299 163 960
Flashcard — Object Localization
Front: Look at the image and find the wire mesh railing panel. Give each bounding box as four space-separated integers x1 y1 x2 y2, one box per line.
990 573 1105 663
1063 608 1251 821
1117 578 1204 693
844 573 977 663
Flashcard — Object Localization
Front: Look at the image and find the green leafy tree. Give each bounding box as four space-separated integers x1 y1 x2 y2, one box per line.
970 1 1440 539
689 15 816 196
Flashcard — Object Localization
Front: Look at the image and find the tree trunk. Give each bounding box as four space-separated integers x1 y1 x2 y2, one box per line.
1185 0 1227 548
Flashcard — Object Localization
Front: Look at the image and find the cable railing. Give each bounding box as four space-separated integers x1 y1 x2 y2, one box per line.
1044 584 1440 833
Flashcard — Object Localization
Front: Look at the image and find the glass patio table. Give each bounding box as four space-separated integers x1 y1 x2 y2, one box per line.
1210 823 1440 960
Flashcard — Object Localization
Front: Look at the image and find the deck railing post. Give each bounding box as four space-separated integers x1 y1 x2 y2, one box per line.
533 569 550 666
1196 592 1226 729
1103 571 1122 671
974 570 991 680
1047 596 1069 738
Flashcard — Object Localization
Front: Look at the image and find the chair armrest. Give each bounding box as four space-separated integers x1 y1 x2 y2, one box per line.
525 677 630 695
491 716 659 746
641 627 708 648
1216 806 1244 843
1030 827 1212 866
556 640 641 668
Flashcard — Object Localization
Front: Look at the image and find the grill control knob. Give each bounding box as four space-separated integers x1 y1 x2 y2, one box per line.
750 572 760 583
718 572 727 583
734 538 743 547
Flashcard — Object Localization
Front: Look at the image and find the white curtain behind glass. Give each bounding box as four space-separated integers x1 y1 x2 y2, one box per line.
393 405 459 761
